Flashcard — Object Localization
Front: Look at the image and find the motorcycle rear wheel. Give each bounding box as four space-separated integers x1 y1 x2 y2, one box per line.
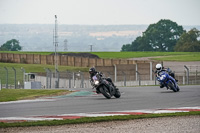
100 86 111 99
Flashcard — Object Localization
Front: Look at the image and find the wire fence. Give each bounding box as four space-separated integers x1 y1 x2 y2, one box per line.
0 65 200 89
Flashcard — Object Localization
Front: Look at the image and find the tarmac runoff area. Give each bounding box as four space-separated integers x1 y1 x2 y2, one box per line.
0 106 199 123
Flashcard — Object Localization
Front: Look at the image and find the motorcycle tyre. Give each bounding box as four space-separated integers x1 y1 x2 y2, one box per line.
100 86 111 99
177 85 180 92
168 82 177 92
114 89 121 98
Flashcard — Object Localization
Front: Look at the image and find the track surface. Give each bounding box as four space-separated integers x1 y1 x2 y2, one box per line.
0 85 199 118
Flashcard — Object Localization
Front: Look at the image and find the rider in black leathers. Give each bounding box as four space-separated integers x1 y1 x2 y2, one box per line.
89 67 117 93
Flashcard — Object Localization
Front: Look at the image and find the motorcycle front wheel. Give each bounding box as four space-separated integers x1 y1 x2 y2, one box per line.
176 85 180 92
100 85 112 99
114 89 121 98
168 82 177 92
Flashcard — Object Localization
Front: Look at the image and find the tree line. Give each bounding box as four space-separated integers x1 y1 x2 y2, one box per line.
121 19 200 52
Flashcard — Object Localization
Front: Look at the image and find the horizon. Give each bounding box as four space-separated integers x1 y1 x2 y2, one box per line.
0 24 200 27
1 24 199 52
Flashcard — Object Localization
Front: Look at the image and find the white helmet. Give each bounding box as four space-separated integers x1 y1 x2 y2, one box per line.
156 64 162 70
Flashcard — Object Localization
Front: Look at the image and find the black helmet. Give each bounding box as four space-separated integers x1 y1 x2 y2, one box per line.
89 67 96 75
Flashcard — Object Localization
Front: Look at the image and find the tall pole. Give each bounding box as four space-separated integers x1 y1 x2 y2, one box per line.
54 15 58 87
55 15 58 72
64 39 68 51
89 45 93 52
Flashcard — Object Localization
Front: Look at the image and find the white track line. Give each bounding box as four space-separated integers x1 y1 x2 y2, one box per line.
0 117 62 121
59 113 128 117
0 106 199 122
0 99 55 105
168 106 200 109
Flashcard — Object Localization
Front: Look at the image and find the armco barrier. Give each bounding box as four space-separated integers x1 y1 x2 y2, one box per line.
0 53 145 67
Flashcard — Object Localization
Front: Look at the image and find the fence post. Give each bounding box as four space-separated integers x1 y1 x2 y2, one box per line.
55 69 59 88
114 64 117 82
67 71 72 88
73 72 75 88
122 71 126 86
21 68 25 89
80 72 84 88
136 71 141 86
184 65 189 85
49 68 52 89
46 68 52 89
12 67 16 89
150 62 152 80
136 64 138 81
45 68 49 88
4 67 8 88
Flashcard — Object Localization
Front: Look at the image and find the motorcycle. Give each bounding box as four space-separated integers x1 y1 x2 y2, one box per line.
156 69 180 92
91 73 121 99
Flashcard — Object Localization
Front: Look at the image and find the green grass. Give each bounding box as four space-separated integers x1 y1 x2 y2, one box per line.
0 111 199 128
1 51 200 61
0 89 71 102
91 52 200 61
0 62 88 73
92 52 200 61
92 52 193 59
153 54 200 61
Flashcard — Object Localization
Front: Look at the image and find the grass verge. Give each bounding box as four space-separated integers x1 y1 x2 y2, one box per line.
1 51 200 61
92 51 194 59
0 111 199 128
152 54 200 61
0 89 71 102
0 62 88 73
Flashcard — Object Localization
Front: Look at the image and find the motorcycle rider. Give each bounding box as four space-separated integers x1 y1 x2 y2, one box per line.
155 64 178 88
89 67 117 92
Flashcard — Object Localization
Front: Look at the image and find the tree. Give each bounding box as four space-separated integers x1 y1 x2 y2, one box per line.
174 28 200 52
0 39 22 51
121 44 132 51
142 19 185 51
121 19 185 51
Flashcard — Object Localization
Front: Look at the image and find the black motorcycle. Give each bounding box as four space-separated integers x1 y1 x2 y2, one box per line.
91 73 121 99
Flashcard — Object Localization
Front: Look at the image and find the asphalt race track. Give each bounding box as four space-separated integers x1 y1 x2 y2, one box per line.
0 85 199 118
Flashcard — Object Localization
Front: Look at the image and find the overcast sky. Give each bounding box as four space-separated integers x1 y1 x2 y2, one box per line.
0 0 199 25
